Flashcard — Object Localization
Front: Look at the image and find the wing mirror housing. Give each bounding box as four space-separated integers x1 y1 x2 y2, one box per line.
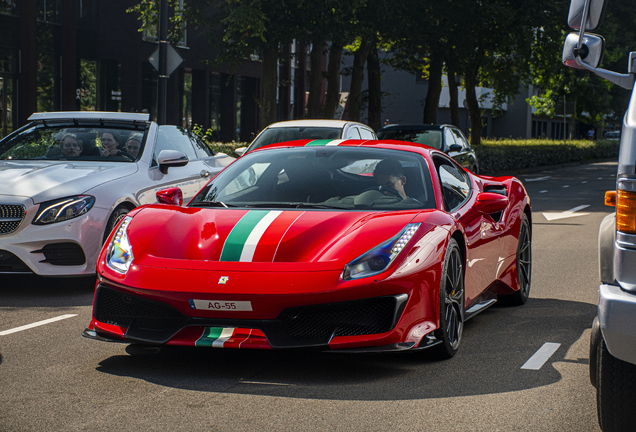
567 0 606 32
235 147 247 157
156 187 183 206
563 32 605 70
448 144 463 153
474 192 509 215
157 150 189 174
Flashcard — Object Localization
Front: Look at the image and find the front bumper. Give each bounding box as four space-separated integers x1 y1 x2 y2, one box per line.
598 283 636 365
0 196 110 276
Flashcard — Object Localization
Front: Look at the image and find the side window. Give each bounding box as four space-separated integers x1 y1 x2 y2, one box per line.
437 160 471 211
153 126 198 165
345 127 361 139
451 129 470 149
359 127 375 139
444 128 457 150
191 134 214 158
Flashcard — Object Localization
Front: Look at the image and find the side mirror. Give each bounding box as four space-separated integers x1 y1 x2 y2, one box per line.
567 0 607 32
156 187 183 206
157 149 188 174
235 147 247 157
474 192 509 214
562 32 605 70
448 144 463 153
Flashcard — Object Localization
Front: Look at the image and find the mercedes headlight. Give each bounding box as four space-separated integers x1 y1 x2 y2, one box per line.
33 196 95 225
343 223 420 280
106 216 134 274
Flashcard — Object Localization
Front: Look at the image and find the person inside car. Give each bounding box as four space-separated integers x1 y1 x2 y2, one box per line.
59 133 83 157
374 159 408 199
100 131 133 160
124 133 143 159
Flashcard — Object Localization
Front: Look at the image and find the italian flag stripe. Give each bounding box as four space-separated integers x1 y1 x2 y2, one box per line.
195 327 226 347
220 210 271 261
239 210 283 261
305 139 333 147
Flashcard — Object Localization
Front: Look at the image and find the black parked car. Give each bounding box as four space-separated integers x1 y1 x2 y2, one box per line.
377 124 479 174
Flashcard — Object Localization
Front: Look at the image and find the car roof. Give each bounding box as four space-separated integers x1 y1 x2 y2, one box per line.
28 111 150 122
265 119 369 129
253 138 437 155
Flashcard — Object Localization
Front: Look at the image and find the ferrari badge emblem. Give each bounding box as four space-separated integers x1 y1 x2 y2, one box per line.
218 276 229 285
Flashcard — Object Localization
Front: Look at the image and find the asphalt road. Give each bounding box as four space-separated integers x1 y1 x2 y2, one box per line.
0 161 618 431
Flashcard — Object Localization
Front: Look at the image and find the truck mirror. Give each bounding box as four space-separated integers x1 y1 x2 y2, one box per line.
567 0 607 32
562 32 605 70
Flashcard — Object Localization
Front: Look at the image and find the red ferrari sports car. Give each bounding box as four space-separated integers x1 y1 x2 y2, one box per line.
84 139 531 359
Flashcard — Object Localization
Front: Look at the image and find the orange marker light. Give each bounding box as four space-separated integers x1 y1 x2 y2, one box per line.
616 190 636 234
605 190 617 207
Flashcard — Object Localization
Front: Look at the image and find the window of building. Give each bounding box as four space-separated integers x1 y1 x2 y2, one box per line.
37 0 61 23
182 70 192 129
142 0 187 48
79 59 97 111
0 0 17 15
209 72 221 141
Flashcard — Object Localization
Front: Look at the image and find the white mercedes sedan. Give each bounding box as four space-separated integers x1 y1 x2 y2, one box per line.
0 111 234 277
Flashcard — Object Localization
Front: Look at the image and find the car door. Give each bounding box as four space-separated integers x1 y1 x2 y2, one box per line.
444 127 471 171
450 128 478 173
136 126 229 205
434 155 500 305
343 125 362 139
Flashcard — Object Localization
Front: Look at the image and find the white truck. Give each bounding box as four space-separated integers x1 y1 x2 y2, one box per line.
562 1 636 430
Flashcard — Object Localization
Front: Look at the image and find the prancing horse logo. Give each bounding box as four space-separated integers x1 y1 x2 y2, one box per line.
218 276 229 284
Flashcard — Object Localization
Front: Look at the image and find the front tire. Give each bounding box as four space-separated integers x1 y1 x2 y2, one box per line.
103 206 130 243
501 213 531 306
431 238 464 359
597 339 636 431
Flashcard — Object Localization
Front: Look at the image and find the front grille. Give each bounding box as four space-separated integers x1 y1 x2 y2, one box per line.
0 250 32 273
0 204 26 235
31 242 86 266
94 285 184 331
278 296 397 339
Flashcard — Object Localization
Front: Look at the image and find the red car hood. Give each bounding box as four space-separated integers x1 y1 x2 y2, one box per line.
125 205 430 271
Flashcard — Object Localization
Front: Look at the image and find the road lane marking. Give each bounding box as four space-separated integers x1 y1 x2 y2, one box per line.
521 342 561 370
524 176 552 182
562 185 570 188
239 381 293 386
543 204 590 221
0 314 78 336
582 181 588 184
539 190 548 193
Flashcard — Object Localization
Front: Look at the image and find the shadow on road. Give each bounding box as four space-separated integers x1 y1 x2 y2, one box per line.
0 274 96 307
93 297 596 401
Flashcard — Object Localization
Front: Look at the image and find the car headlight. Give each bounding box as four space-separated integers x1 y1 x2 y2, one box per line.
106 216 134 274
32 195 96 225
343 223 420 280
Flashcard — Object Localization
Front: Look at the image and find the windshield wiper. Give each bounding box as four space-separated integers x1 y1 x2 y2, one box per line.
191 201 236 208
244 202 342 209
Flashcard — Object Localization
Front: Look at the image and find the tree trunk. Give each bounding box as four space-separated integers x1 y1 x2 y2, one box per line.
447 68 460 127
307 42 325 118
323 43 343 119
464 65 482 146
367 43 382 131
260 46 278 128
347 39 370 122
422 51 444 124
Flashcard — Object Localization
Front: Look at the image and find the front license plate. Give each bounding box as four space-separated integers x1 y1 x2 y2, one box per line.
189 299 253 311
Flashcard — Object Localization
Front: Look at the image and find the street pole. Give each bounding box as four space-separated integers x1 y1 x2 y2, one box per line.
157 0 168 125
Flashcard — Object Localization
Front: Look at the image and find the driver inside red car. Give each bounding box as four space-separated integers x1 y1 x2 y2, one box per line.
373 159 408 199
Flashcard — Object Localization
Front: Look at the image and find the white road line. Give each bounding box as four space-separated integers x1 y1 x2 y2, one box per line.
239 381 293 386
562 185 570 188
598 177 603 180
539 190 548 193
582 181 588 184
524 176 552 182
521 342 561 370
543 204 590 221
0 314 78 336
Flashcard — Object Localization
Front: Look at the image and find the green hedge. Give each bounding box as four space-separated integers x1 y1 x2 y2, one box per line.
476 138 620 175
203 138 620 174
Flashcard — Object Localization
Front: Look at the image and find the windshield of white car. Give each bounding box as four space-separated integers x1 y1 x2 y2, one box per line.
377 129 443 150
190 146 436 211
0 124 148 161
248 127 342 152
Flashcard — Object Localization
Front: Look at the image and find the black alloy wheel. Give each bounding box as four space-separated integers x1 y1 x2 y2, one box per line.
102 206 130 244
431 238 464 359
501 213 531 306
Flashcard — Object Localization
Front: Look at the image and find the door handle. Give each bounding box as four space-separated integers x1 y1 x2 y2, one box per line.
200 170 210 178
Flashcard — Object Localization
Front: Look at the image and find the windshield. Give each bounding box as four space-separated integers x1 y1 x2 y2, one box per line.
377 129 443 150
248 127 343 152
0 123 148 162
190 147 436 211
